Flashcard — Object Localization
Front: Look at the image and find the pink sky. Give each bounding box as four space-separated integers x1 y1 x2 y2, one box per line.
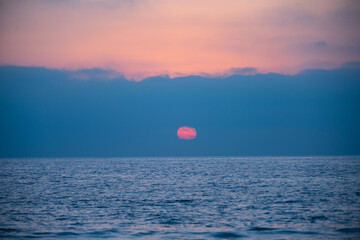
0 0 359 80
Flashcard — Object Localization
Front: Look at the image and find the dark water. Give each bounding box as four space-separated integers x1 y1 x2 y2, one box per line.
0 156 360 239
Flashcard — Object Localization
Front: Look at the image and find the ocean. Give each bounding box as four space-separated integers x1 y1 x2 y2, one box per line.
0 156 359 239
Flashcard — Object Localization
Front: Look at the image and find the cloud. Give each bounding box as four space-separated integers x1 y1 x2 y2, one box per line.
329 0 360 27
1 65 359 157
270 7 316 27
341 61 360 69
69 68 124 81
31 0 145 8
1 0 359 78
228 67 258 76
284 40 360 71
313 41 328 48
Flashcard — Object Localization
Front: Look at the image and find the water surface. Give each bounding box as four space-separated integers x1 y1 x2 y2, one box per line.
0 156 359 239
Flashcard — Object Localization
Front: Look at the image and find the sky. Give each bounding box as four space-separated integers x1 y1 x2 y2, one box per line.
0 1 360 157
0 0 359 80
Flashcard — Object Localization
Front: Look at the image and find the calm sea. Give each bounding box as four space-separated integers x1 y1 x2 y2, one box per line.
0 156 359 239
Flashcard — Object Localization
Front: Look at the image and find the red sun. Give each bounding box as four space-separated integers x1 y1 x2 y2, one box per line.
177 126 197 140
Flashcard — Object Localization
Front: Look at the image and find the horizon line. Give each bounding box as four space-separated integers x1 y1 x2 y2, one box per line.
1 155 359 160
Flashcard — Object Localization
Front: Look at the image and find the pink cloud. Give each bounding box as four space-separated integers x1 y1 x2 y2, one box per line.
0 0 359 80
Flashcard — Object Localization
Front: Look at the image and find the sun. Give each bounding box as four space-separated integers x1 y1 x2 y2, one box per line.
177 126 197 140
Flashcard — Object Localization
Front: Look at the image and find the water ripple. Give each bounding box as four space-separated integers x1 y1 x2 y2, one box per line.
0 156 359 239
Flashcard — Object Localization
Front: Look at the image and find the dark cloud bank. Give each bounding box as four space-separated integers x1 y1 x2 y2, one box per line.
1 65 360 157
